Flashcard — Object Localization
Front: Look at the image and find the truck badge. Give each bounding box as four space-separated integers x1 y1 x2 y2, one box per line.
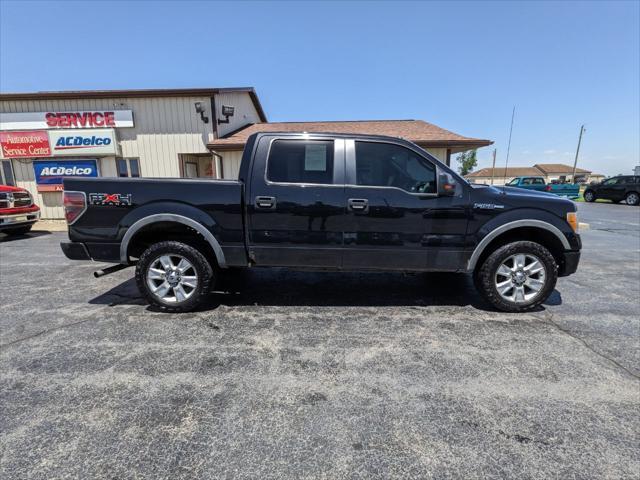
89 193 132 206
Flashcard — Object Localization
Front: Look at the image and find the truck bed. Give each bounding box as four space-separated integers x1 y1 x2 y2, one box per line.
64 177 246 263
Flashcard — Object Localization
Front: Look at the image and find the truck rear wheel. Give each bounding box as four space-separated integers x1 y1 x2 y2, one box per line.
135 241 213 313
475 241 558 312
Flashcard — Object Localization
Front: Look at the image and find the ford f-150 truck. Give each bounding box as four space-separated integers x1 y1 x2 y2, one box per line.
61 132 581 313
505 176 580 199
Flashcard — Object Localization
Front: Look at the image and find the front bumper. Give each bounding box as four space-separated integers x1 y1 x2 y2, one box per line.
0 210 40 230
559 250 581 277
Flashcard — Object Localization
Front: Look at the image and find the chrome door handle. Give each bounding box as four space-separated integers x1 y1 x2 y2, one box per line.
348 198 369 213
255 196 276 209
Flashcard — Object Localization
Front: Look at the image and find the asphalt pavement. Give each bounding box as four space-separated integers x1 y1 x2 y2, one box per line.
1 202 638 479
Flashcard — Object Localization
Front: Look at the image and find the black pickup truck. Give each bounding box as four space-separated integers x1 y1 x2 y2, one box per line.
61 132 581 312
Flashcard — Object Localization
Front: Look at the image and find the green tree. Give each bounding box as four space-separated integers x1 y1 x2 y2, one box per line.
456 150 478 176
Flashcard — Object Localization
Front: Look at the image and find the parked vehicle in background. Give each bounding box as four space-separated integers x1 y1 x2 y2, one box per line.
60 132 582 313
583 176 640 205
506 176 580 199
0 185 40 235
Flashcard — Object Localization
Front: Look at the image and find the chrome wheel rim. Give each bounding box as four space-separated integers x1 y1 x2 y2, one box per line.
628 193 638 204
146 254 198 303
585 192 594 201
495 253 547 304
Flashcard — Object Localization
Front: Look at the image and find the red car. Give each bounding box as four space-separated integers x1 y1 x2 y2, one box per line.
0 185 40 235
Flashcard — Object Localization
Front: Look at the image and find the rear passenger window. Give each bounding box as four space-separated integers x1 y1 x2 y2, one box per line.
267 140 334 184
355 141 436 194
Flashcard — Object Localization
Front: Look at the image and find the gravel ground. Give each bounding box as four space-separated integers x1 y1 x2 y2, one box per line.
1 202 638 479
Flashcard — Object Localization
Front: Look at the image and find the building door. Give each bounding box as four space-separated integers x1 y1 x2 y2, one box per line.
247 136 346 268
342 140 469 271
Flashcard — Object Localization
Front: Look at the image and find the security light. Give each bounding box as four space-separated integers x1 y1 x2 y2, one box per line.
194 102 209 123
218 105 235 125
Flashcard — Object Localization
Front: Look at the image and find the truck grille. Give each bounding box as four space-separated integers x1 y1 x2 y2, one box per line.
0 191 32 208
13 192 32 207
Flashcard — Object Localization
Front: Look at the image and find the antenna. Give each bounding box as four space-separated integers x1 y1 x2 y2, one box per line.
502 106 516 188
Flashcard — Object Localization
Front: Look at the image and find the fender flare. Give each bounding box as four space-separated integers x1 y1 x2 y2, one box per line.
466 219 570 271
120 213 226 267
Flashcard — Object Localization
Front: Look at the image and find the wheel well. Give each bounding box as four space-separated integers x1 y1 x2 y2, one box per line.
474 226 565 272
126 221 218 266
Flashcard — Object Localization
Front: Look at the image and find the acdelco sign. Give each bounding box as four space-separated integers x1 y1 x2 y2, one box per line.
33 159 98 192
49 129 118 156
0 110 134 130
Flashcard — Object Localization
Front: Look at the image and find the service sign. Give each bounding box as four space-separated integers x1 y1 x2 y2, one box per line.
0 130 51 158
33 159 98 192
0 110 134 130
48 129 118 156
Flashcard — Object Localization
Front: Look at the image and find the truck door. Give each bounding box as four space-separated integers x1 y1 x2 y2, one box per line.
342 140 469 271
246 136 346 268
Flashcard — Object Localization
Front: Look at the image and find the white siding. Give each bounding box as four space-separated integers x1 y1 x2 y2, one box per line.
1 96 216 218
424 148 447 163
220 150 244 179
214 92 262 137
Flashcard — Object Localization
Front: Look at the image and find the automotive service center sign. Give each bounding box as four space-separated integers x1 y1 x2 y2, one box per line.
33 159 98 192
0 131 51 158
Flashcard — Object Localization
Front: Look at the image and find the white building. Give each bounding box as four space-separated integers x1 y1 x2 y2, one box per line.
0 88 266 218
1 88 491 219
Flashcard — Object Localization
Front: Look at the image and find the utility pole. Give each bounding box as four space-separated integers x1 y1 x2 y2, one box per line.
502 106 516 186
571 125 585 183
490 148 497 185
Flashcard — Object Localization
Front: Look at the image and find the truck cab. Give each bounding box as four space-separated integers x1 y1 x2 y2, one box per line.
506 176 580 199
61 132 582 313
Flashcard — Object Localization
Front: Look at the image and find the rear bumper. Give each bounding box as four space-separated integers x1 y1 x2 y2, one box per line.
61 241 91 260
0 210 40 230
559 250 581 277
61 241 121 263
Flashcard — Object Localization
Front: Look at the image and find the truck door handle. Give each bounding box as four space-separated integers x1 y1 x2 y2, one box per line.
255 196 276 209
348 198 369 213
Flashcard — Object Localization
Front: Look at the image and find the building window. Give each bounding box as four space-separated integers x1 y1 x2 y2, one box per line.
117 158 140 177
1 160 16 186
267 139 334 184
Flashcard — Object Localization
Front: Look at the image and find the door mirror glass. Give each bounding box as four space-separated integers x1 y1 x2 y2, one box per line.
438 172 457 197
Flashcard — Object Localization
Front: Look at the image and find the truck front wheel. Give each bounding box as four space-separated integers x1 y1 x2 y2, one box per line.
135 241 214 313
475 241 558 312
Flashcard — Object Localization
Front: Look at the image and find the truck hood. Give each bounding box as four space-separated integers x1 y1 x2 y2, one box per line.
471 184 576 212
0 184 28 193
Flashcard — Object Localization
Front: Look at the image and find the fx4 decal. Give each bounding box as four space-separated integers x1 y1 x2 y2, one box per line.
89 193 132 206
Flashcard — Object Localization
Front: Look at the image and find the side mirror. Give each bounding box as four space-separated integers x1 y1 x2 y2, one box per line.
438 172 457 197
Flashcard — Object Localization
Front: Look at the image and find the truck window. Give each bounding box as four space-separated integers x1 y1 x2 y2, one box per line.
355 141 436 194
267 140 334 184
533 178 545 185
506 178 519 186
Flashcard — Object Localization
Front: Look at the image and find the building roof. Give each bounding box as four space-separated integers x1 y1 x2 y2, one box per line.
207 120 492 152
534 163 591 174
0 87 267 122
466 164 600 179
466 167 544 178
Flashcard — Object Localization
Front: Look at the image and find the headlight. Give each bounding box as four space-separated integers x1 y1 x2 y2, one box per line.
566 212 578 232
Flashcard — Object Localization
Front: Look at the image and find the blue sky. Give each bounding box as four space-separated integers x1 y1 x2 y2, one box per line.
1 0 638 175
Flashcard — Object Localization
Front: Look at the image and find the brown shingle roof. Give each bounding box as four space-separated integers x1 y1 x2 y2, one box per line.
207 120 492 152
534 163 591 174
466 167 543 178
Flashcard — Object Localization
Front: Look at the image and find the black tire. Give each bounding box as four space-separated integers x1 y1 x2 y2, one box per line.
583 190 596 202
135 241 214 313
3 225 32 236
475 241 558 313
625 191 640 206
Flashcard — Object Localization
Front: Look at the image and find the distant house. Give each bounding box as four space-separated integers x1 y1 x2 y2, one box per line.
465 163 605 185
